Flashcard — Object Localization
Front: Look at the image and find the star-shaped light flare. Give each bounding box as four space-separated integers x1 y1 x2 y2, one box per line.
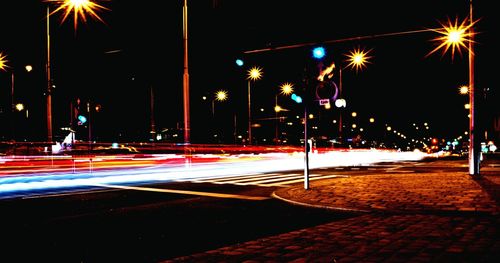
345 48 371 72
45 0 110 30
426 16 477 60
0 52 9 71
279 82 294 96
215 90 228 101
247 66 263 81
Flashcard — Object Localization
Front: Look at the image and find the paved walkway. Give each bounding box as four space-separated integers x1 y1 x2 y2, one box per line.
163 158 500 262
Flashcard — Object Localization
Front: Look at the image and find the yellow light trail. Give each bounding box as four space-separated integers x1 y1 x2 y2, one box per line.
89 183 270 200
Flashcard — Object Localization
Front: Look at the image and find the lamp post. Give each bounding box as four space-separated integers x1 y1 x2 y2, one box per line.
212 90 228 117
427 0 479 175
45 0 109 143
182 0 190 144
246 66 263 145
0 53 34 140
46 6 53 142
335 48 371 143
467 0 480 175
275 82 293 144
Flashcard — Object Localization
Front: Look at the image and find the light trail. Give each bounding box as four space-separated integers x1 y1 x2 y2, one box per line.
0 149 429 199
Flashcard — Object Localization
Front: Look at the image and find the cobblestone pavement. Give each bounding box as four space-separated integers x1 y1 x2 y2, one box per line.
162 157 500 263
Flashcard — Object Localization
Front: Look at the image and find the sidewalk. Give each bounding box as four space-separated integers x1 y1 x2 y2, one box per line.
163 158 500 262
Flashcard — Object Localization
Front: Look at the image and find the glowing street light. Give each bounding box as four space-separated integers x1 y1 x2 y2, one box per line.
459 85 469 95
45 0 109 30
246 66 263 145
0 52 7 71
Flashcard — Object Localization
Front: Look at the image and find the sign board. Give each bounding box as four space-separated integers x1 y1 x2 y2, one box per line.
319 99 330 105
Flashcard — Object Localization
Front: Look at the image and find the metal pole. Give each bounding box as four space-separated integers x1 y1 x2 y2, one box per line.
468 0 480 175
339 68 343 142
46 6 53 143
87 101 92 151
150 86 156 143
248 80 252 145
10 72 15 140
304 105 310 190
275 95 278 144
212 100 215 117
10 72 14 112
182 0 190 144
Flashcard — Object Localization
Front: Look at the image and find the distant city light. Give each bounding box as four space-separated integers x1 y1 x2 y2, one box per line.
459 85 469 94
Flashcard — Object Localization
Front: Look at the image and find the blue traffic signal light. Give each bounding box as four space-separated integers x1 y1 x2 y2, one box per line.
77 115 87 125
312 46 326 59
291 93 303 103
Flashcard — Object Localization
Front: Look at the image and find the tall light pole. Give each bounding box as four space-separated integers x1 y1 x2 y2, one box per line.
335 48 371 143
468 0 480 175
45 0 109 143
212 90 228 117
0 55 13 112
46 6 53 142
427 1 479 175
275 82 293 144
182 0 190 144
246 66 263 145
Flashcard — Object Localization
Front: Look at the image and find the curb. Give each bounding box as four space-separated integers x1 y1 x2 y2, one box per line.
271 191 370 214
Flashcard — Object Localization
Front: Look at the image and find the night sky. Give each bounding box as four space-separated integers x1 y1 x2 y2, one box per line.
0 0 498 144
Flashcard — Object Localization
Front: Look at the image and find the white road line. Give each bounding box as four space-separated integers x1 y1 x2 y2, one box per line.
89 183 270 200
191 173 281 182
180 173 348 187
236 173 320 185
206 173 302 184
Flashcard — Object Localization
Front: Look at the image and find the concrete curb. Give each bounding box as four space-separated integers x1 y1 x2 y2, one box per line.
271 191 371 214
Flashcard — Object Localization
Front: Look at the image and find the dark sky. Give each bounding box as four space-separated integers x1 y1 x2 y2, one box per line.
0 0 498 143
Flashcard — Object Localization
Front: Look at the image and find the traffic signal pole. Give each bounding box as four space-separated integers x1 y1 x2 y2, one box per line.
303 104 310 190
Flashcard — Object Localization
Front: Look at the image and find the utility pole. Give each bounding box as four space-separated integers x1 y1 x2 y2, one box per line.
182 0 190 144
468 0 480 175
46 6 53 143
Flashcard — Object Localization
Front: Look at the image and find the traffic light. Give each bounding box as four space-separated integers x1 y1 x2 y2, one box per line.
73 97 88 126
77 114 87 125
312 46 326 59
291 93 303 103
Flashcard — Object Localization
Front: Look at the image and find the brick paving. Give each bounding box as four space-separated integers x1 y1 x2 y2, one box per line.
162 158 500 262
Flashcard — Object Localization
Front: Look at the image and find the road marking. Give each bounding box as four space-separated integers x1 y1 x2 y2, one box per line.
179 173 348 187
201 173 302 184
89 183 270 200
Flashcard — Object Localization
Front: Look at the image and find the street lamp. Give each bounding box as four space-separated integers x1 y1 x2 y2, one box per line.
0 53 34 140
336 47 371 142
427 2 479 175
0 52 14 112
246 66 263 145
212 90 228 116
274 82 293 144
45 0 109 143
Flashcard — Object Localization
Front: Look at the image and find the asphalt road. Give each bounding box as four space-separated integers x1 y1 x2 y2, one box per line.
0 157 488 262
